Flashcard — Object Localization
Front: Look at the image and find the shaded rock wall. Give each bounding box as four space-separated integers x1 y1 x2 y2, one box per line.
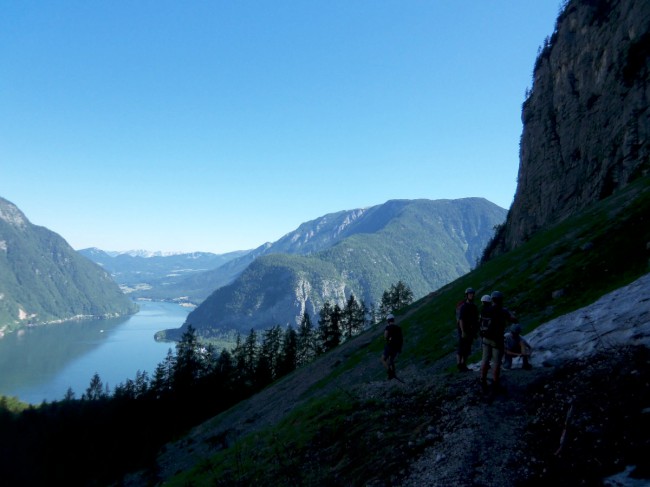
493 0 650 255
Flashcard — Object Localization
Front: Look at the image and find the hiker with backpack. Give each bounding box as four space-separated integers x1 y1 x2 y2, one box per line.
381 314 403 380
479 291 518 392
503 324 532 370
456 287 479 371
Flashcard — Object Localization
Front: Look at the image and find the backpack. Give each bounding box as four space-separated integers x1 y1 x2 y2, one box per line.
480 306 513 340
386 324 403 353
479 309 495 339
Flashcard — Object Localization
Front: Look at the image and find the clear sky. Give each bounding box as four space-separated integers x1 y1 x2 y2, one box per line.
1 1 561 254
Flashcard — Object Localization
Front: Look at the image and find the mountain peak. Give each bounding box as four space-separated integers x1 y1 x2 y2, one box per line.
0 197 28 229
105 250 188 258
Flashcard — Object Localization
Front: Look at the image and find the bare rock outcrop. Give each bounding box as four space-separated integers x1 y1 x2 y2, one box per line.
490 0 650 256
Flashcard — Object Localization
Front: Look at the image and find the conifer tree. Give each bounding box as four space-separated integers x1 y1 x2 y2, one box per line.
241 329 259 386
256 325 282 386
134 370 149 398
341 293 367 339
216 348 235 377
297 312 317 366
391 280 414 309
277 325 298 377
318 302 342 352
173 325 202 390
151 349 174 396
232 332 246 378
379 280 414 318
379 289 393 320
84 373 107 401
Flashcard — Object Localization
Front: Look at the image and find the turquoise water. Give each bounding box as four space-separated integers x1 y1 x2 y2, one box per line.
0 301 189 404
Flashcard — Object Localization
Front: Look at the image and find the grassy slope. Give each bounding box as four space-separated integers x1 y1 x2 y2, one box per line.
162 175 650 486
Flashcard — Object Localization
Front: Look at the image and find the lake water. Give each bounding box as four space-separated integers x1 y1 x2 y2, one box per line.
0 301 189 405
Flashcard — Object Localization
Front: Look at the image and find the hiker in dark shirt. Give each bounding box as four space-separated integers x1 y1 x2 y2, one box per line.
456 287 479 371
480 291 518 391
381 314 403 380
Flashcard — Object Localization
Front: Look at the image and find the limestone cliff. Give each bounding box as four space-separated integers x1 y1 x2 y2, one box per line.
487 0 650 257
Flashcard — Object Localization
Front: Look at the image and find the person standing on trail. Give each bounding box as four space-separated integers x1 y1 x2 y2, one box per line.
381 314 403 380
480 291 518 391
478 293 492 333
456 287 479 371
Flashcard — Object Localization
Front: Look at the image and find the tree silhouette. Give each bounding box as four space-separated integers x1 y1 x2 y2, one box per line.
341 293 367 339
379 280 414 317
297 312 317 365
277 325 298 377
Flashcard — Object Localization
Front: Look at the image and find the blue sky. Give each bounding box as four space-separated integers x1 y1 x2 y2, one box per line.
2 1 561 254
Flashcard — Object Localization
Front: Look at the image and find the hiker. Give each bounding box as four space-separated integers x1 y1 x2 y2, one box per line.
480 291 518 391
456 287 479 371
381 314 403 380
478 293 492 333
503 324 532 370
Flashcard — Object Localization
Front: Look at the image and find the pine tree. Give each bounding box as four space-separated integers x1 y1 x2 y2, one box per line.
379 281 414 318
379 289 393 320
256 325 282 386
392 280 414 309
342 293 366 339
173 325 202 390
216 348 235 377
134 370 149 398
241 329 259 386
151 349 174 396
277 325 298 377
319 302 342 352
232 332 246 379
84 373 107 401
297 312 317 366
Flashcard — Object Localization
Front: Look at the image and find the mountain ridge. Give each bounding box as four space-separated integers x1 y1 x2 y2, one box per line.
78 247 250 301
172 197 505 336
0 197 137 332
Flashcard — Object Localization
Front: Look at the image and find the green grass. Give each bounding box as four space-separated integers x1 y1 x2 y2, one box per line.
402 175 650 366
166 384 446 487
164 175 650 486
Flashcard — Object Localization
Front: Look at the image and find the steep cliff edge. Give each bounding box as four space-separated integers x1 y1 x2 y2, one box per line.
488 0 650 257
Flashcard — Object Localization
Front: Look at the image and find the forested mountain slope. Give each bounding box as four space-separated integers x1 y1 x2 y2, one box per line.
0 197 136 332
170 197 505 335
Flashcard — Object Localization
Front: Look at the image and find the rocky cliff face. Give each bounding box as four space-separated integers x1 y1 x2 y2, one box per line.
490 0 650 256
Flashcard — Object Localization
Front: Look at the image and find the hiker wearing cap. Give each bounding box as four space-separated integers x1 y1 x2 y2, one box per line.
381 314 403 380
456 287 479 371
503 324 532 370
480 291 518 391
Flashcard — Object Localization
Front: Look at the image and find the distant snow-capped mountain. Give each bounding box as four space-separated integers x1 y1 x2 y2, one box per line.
103 249 188 258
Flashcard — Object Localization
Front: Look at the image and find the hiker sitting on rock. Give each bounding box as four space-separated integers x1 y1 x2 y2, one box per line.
503 324 532 370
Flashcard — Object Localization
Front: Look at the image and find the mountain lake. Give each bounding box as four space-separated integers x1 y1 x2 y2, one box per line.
0 301 189 405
